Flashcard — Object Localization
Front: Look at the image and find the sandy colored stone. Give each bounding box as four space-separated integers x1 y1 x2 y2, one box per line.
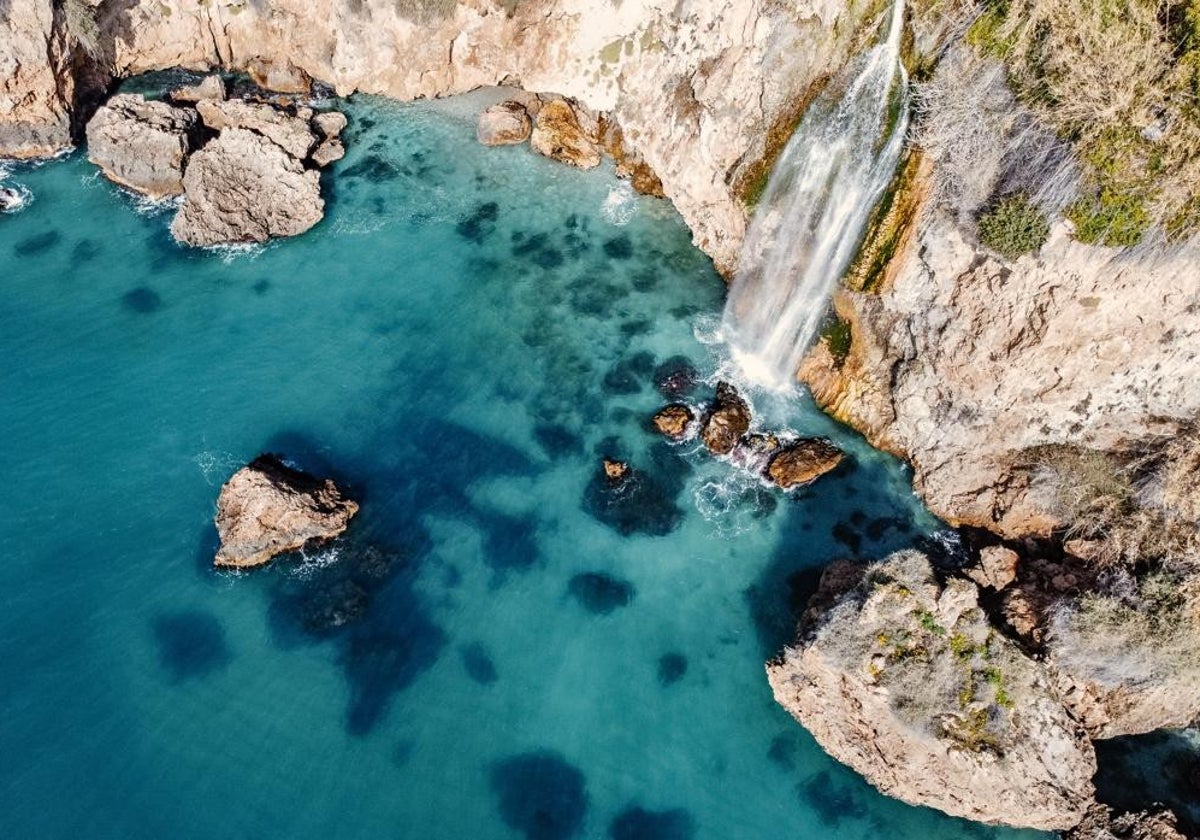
85 93 198 198
700 382 751 455
171 127 323 246
196 98 319 160
477 100 532 146
765 438 843 488
170 74 226 103
311 138 345 167
651 404 695 440
313 110 347 140
530 100 600 168
214 454 358 568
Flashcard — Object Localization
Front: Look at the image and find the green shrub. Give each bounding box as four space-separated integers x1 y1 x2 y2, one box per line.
1067 188 1152 247
977 193 1050 258
819 316 853 365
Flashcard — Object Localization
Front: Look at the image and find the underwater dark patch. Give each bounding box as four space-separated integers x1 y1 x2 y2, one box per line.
512 232 564 268
71 238 102 264
582 441 688 537
460 642 499 685
797 768 870 827
342 154 402 181
122 286 163 314
341 615 448 736
534 423 584 459
491 751 588 840
831 522 862 553
609 806 695 840
652 356 699 399
602 351 656 396
620 318 653 337
152 610 232 682
456 201 501 243
568 572 635 615
14 230 61 257
252 278 271 295
602 235 634 260
657 652 688 686
767 733 799 769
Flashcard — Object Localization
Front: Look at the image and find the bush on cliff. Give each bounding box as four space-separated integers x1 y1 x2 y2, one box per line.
977 193 1049 258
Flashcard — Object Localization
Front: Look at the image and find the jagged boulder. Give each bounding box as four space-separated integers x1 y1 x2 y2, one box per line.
169 75 226 104
700 382 751 455
765 438 843 488
1065 804 1185 840
170 127 324 246
313 111 347 141
530 100 600 168
767 551 1096 831
477 101 532 146
214 454 358 569
195 98 318 160
85 93 198 198
651 404 695 440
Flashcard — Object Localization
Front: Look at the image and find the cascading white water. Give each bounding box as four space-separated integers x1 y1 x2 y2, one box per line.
722 0 910 390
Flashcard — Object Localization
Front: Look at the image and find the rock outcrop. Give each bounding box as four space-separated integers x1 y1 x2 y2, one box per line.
651 404 695 440
214 454 358 569
530 99 600 169
171 127 324 246
700 381 752 455
0 0 73 159
169 74 226 103
764 438 843 488
1065 804 1185 840
85 94 198 198
477 100 532 146
195 98 318 160
767 551 1096 831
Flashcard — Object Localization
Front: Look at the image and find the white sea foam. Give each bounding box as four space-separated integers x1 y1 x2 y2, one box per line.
601 182 638 226
193 450 241 485
291 545 344 580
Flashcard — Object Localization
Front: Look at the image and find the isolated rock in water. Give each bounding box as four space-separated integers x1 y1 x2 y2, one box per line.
603 458 629 483
530 100 600 169
313 110 348 141
311 138 345 167
169 75 226 104
171 128 324 246
700 382 751 455
477 101 532 146
767 551 1096 830
214 454 358 569
651 404 694 440
1065 803 1184 840
196 98 319 160
85 94 198 198
765 438 844 488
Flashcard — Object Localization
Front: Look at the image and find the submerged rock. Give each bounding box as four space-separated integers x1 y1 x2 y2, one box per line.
169 74 226 104
477 101 532 146
85 94 198 198
171 128 324 246
700 382 751 455
214 454 358 569
652 404 695 440
653 356 699 399
530 100 600 169
765 438 844 489
0 187 23 212
767 551 1096 830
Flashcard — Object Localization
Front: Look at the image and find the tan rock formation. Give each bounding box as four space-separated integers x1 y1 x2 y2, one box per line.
768 551 1097 831
764 438 843 488
477 100 532 146
1065 804 1185 840
85 93 198 198
651 404 695 440
530 99 600 168
171 127 324 246
700 382 751 455
214 454 358 568
0 0 73 158
169 74 226 103
195 98 318 160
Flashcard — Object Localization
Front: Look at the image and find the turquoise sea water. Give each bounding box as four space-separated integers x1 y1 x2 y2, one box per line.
0 90 1048 840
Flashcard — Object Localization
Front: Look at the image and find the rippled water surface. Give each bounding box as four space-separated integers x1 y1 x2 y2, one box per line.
0 92 1046 840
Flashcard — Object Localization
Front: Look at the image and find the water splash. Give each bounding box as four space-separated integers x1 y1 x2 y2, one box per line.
602 181 639 226
722 0 910 391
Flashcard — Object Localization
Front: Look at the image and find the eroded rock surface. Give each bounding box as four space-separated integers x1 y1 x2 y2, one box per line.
767 551 1096 830
651 404 695 440
170 74 226 103
214 454 359 569
477 100 532 146
765 438 843 488
85 94 198 198
700 382 751 455
196 98 318 160
1065 804 1185 840
530 100 600 169
171 127 324 246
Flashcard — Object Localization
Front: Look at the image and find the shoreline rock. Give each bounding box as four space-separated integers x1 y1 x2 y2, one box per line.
214 454 358 569
700 382 751 455
764 438 843 489
477 101 532 146
85 94 198 198
530 100 601 169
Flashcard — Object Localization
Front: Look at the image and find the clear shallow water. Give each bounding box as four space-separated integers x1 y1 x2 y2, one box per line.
0 92 1047 840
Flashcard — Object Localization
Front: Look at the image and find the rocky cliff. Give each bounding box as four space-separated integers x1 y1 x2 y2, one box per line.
0 0 886 274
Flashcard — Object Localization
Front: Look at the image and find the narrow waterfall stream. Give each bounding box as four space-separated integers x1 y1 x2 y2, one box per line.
722 0 910 390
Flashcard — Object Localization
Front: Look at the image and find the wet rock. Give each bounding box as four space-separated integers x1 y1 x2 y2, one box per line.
652 404 694 440
213 453 358 569
603 458 629 483
195 98 319 160
0 187 24 212
169 74 226 104
700 382 751 455
739 432 782 459
768 551 1097 830
964 545 1021 591
171 128 324 246
1065 803 1184 840
765 438 844 489
530 100 600 169
313 110 348 141
653 356 699 398
85 94 198 198
311 138 345 167
477 100 532 146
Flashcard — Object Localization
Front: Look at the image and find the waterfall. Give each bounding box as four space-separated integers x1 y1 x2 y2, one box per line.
722 0 910 391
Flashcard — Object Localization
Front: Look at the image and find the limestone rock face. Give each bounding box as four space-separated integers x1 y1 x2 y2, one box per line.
311 138 345 167
530 100 600 168
801 213 1200 539
768 551 1096 831
477 101 532 146
765 438 843 488
170 74 227 103
170 127 324 246
700 382 752 455
85 94 198 198
1065 804 1185 840
214 454 358 569
195 98 318 160
313 110 347 141
0 0 73 159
